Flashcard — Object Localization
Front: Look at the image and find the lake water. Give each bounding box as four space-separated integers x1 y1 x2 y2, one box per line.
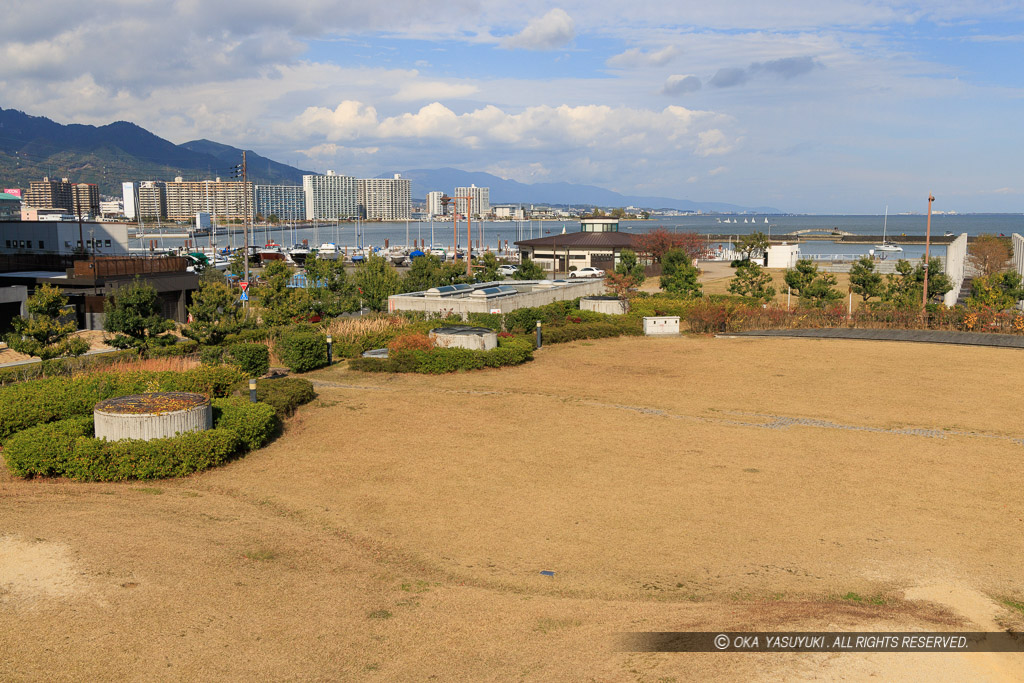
147 213 1024 261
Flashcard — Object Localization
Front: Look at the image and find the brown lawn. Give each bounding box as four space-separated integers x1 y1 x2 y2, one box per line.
2 335 1024 681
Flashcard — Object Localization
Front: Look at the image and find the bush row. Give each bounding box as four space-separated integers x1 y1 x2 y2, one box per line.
0 365 247 443
348 336 534 374
201 342 270 377
226 377 317 419
542 319 642 344
3 399 278 481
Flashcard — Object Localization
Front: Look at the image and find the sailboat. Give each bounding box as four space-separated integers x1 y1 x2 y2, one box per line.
874 206 902 253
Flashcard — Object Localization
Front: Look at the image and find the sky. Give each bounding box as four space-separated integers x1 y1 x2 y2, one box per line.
1 1 1022 213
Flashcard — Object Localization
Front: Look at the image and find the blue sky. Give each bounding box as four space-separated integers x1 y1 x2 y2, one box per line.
0 1 1022 213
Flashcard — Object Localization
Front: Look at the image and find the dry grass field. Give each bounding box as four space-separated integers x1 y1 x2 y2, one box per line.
3 335 1024 681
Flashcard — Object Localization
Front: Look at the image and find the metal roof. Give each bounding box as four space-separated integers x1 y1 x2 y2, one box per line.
514 231 636 248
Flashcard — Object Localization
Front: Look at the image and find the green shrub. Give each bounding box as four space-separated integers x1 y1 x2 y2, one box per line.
348 336 533 374
543 320 642 344
275 328 328 373
2 417 93 478
149 339 199 357
200 346 224 365
3 417 241 481
0 366 246 443
465 312 504 330
226 377 316 418
226 343 270 377
212 397 278 450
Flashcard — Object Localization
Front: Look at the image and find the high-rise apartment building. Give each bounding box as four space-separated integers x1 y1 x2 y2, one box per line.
138 181 167 220
453 184 490 218
164 177 253 222
72 183 100 217
426 191 445 217
303 171 358 220
358 174 411 221
255 185 305 221
24 177 73 212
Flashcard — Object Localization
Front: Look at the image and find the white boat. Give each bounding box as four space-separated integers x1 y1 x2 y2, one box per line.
316 243 340 260
764 218 769 224
874 206 902 253
287 245 311 265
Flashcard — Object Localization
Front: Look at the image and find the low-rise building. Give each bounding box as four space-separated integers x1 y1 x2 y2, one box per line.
513 217 634 277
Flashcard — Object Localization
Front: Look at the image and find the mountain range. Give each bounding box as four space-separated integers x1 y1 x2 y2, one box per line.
0 107 779 213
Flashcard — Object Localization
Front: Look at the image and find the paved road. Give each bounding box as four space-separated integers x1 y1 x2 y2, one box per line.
722 328 1024 349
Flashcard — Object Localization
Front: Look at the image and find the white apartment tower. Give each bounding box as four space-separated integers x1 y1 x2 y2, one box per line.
358 174 411 221
453 184 490 218
303 171 358 220
426 191 445 217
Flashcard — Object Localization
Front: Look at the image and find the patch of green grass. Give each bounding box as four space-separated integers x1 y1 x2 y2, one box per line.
1002 599 1024 616
242 548 277 562
367 609 392 620
840 592 886 605
399 580 435 593
534 617 581 634
135 487 163 495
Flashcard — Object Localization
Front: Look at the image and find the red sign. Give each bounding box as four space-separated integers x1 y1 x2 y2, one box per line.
3 188 21 198
239 282 249 291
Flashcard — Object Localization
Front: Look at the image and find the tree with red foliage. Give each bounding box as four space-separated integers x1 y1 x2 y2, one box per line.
634 228 709 263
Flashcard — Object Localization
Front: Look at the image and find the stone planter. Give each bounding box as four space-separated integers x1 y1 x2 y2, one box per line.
580 296 626 315
94 392 212 442
429 325 498 350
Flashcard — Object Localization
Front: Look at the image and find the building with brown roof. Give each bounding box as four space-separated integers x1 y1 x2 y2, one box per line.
514 217 636 277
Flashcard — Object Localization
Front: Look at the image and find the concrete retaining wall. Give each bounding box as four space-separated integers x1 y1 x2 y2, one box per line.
643 316 680 335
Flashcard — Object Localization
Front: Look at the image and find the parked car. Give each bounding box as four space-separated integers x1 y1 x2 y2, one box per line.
498 264 519 276
570 266 605 278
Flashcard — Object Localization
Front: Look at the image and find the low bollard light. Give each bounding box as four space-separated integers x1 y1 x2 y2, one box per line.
535 320 542 348
326 334 333 365
249 378 258 403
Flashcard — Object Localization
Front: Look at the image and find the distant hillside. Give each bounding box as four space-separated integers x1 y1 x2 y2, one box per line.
0 107 311 195
387 168 781 213
0 107 778 212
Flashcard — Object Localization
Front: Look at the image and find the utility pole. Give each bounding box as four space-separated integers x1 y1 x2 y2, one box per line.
232 153 251 313
451 194 473 277
923 193 934 308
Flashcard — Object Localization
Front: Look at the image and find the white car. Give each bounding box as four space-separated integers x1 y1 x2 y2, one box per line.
571 266 605 278
498 264 519 276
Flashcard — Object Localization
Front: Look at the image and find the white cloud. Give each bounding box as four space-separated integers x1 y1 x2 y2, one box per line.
500 8 575 50
708 166 728 176
289 100 734 158
393 80 479 102
606 45 681 68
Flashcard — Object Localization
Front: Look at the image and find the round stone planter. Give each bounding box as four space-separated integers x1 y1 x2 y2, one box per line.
429 325 498 351
94 392 212 442
581 296 626 315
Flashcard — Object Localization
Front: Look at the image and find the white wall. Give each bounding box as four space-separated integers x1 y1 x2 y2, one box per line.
1013 233 1024 310
942 233 968 306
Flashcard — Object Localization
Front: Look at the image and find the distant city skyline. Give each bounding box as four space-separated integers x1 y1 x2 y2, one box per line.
1 2 1022 214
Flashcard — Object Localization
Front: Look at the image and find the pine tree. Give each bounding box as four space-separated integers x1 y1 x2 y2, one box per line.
5 284 89 360
103 278 176 356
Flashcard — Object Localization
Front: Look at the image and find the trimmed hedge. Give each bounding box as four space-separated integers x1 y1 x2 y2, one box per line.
212 397 278 450
542 319 642 344
348 336 534 374
2 417 241 481
2 417 94 478
275 328 328 373
226 342 270 377
0 365 247 443
227 377 316 418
